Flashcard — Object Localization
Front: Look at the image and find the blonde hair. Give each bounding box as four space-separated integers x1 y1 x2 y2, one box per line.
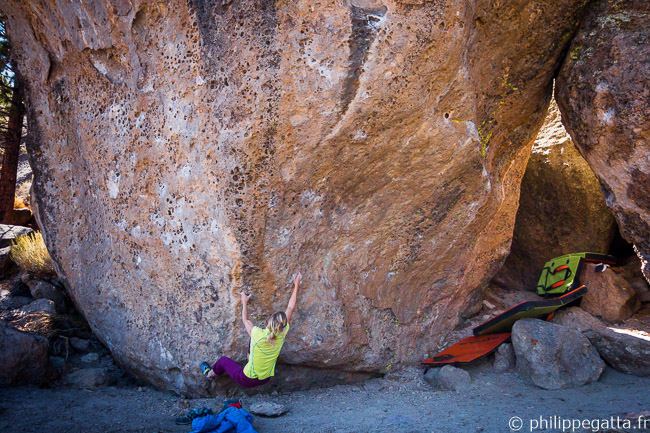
266 311 288 347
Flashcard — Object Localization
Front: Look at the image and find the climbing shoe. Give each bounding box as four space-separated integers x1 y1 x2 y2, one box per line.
200 361 212 378
175 407 213 425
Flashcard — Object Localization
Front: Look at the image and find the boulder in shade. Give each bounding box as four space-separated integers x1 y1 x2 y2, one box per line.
493 99 615 291
585 327 650 377
27 280 66 314
580 264 639 323
612 256 650 303
0 322 52 386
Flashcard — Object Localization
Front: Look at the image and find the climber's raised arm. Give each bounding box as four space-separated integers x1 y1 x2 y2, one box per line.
285 272 302 323
240 292 254 336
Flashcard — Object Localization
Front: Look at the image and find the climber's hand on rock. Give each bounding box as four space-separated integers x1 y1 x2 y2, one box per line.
240 291 251 303
292 272 302 287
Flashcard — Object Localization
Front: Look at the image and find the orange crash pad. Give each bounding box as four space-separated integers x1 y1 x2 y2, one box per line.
421 333 511 366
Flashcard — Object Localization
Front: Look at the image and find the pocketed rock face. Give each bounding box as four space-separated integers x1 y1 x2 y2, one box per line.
556 0 650 283
493 100 616 290
1 0 589 395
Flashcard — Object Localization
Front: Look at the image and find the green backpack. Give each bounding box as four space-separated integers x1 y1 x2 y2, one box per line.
536 252 617 297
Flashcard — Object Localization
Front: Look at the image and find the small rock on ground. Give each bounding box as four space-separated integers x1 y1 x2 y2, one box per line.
20 298 56 314
248 401 288 417
69 337 90 352
49 356 66 374
63 367 113 389
27 280 66 313
423 365 471 391
81 352 100 364
493 343 515 372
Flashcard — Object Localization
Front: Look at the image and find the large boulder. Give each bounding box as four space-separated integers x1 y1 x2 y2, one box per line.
512 318 605 389
493 99 616 290
580 263 639 322
552 305 650 377
0 321 52 386
556 0 650 284
585 327 650 377
1 0 592 394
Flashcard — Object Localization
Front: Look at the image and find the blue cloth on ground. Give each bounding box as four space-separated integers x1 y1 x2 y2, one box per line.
190 407 258 433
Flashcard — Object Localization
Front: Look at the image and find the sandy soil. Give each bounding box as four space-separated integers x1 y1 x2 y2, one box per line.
1 364 649 433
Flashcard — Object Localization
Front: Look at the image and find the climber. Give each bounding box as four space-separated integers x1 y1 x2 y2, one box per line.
200 272 302 388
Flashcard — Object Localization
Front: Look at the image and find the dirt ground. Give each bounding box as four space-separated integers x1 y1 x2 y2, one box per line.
1 364 649 433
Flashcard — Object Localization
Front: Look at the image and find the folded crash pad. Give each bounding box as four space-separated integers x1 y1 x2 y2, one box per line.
536 252 616 296
472 285 588 336
421 333 511 366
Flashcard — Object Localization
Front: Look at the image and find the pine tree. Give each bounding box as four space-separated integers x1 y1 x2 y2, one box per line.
0 15 26 224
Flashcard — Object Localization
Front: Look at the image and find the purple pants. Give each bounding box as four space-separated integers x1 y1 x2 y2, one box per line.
212 356 271 388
